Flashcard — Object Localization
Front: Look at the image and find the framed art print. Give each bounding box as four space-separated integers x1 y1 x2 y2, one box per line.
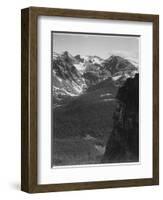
21 7 159 193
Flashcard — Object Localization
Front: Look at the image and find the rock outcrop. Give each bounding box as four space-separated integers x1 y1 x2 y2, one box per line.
102 74 139 163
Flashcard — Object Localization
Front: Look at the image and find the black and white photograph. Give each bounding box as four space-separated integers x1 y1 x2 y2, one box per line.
51 31 139 167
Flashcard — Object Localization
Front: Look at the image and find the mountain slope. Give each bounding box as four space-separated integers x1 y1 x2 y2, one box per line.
52 51 138 105
52 51 87 101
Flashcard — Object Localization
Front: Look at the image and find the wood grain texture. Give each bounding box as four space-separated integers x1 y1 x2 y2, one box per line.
21 8 30 192
152 15 159 185
21 8 38 193
29 6 157 21
21 7 159 193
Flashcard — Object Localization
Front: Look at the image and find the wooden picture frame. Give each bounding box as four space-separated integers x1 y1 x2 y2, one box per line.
21 7 159 193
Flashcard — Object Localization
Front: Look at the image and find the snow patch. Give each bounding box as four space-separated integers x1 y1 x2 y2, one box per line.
53 86 78 97
91 57 102 65
94 145 105 155
71 81 83 94
102 98 115 102
84 134 97 141
112 75 122 81
74 63 85 73
100 93 112 98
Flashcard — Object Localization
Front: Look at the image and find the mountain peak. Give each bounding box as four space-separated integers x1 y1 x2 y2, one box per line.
61 51 73 58
103 55 137 76
52 51 138 100
107 55 125 61
62 50 69 56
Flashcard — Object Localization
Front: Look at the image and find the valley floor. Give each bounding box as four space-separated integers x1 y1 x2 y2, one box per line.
52 88 117 167
52 135 108 166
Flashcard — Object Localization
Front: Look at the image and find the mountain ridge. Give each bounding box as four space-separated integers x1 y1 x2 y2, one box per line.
52 51 138 105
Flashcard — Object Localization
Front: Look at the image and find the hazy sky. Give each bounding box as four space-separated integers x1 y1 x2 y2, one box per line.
52 32 139 61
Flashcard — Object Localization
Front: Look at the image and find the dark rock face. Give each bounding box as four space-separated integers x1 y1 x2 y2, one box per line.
102 74 139 163
103 55 136 76
53 52 81 82
75 54 84 63
52 52 86 102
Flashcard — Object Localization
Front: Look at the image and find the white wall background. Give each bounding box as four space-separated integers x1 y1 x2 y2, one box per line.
0 0 161 199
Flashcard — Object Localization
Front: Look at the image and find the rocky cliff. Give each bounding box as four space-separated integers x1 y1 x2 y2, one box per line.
102 74 139 163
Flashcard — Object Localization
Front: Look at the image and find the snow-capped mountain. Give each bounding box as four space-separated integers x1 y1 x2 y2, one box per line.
52 51 138 105
52 51 87 98
102 55 137 75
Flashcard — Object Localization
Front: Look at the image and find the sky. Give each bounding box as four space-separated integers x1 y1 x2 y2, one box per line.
52 32 140 61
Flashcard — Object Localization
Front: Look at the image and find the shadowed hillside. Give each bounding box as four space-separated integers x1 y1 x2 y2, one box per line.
102 74 139 163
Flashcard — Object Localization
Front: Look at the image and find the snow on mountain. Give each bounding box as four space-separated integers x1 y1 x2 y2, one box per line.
107 51 139 67
127 58 139 68
53 52 60 59
52 52 87 99
81 55 104 65
73 63 86 73
112 74 122 81
53 86 79 97
90 56 103 65
52 51 139 104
